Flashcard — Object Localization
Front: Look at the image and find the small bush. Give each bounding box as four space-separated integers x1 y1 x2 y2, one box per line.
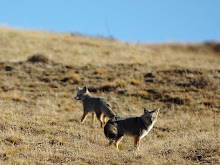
27 54 51 64
61 74 81 84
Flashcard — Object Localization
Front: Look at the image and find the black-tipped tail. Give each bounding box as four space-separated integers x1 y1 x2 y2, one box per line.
104 121 118 140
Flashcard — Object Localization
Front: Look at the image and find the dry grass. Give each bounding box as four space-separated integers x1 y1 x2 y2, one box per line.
0 27 219 164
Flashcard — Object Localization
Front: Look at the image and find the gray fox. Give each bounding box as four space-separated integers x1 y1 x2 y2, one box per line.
104 108 160 150
75 86 116 127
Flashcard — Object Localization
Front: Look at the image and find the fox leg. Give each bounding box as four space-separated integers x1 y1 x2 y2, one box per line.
108 139 114 146
134 136 141 150
103 115 108 125
99 113 105 128
96 111 105 128
81 111 88 123
115 136 123 151
91 112 95 126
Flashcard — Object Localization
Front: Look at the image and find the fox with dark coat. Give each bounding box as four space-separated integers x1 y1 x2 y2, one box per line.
104 108 160 150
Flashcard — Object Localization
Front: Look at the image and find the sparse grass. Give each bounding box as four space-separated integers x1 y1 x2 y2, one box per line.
0 27 219 164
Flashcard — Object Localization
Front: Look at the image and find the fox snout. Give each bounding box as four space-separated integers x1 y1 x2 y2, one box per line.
75 96 80 100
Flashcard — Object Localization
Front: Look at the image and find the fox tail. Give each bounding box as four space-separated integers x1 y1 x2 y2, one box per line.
104 120 118 140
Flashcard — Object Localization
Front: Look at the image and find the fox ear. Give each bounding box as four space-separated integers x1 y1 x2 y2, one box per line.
144 108 150 114
76 86 79 92
152 108 160 115
83 86 87 92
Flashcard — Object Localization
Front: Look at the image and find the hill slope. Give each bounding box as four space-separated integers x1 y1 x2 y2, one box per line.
0 27 219 164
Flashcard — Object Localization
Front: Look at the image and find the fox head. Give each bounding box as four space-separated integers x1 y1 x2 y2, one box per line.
141 108 160 126
75 86 90 100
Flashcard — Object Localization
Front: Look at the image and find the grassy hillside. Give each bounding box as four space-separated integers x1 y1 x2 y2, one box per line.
0 27 219 164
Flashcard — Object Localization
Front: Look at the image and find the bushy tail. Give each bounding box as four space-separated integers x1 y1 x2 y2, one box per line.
101 104 117 118
104 120 118 140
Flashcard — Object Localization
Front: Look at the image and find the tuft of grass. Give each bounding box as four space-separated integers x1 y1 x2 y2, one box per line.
188 85 199 92
101 80 126 92
61 74 81 84
4 136 22 146
94 68 109 75
202 99 219 107
129 78 141 86
136 90 150 99
64 106 75 112
48 137 66 146
135 89 161 100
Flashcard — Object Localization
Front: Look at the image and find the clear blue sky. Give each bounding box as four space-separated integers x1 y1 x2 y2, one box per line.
0 0 219 43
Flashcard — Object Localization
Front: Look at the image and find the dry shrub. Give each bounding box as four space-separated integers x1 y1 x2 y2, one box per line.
129 79 141 85
101 82 118 92
101 80 126 92
136 89 162 100
94 68 109 75
61 74 81 84
136 90 149 99
27 54 51 64
144 72 156 78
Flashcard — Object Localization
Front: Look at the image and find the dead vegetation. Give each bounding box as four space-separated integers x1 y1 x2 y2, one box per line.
27 54 51 64
0 27 219 164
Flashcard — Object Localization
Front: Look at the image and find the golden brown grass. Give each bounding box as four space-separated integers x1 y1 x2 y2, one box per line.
0 27 219 164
